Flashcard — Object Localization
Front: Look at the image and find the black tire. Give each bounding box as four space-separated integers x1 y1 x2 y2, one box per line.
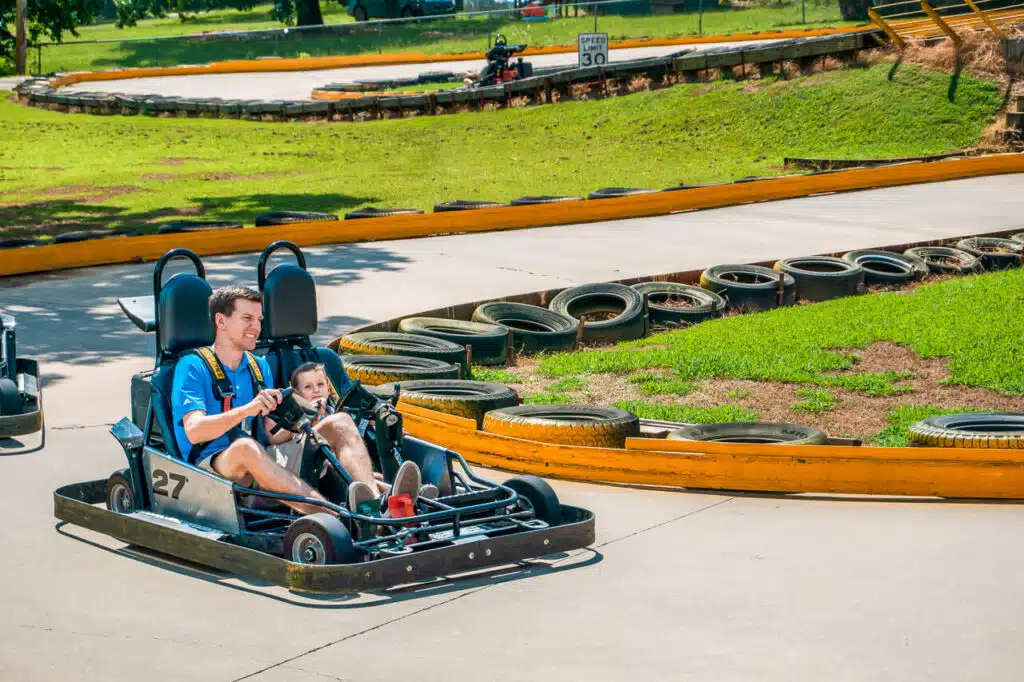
344 207 424 220
907 413 1024 448
0 238 43 249
1011 232 1024 245
339 331 466 372
482 404 640 448
105 470 135 514
955 237 1023 271
418 70 456 84
661 184 699 192
284 513 360 565
254 210 338 227
400 5 416 17
433 200 507 212
472 302 578 354
631 281 725 326
397 317 508 365
157 220 243 234
341 354 460 385
587 187 659 200
354 78 393 90
53 230 115 244
0 378 22 415
773 256 864 302
549 283 646 344
509 195 585 206
903 246 983 275
667 422 828 444
699 264 796 312
841 250 928 285
504 474 562 526
353 4 368 20
375 379 519 426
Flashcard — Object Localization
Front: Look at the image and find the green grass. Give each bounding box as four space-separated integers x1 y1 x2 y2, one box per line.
524 392 576 404
469 367 521 383
726 389 752 400
869 405 986 447
792 388 838 412
816 370 915 396
627 372 696 396
21 2 854 75
539 269 1024 396
548 376 587 392
614 400 758 423
1 64 1002 239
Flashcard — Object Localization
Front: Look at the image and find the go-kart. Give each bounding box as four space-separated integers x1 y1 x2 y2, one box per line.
0 311 43 438
470 34 534 87
53 241 594 593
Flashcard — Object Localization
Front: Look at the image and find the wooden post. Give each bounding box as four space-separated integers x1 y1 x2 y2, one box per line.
642 293 651 337
575 315 587 349
465 344 473 379
505 328 515 366
963 0 1005 40
15 0 27 76
868 8 906 51
919 0 962 48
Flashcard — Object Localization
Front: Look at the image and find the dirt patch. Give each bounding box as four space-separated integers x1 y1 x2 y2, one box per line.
0 185 143 208
157 157 206 166
504 341 1020 442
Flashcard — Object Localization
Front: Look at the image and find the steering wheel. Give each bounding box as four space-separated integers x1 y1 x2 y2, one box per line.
493 34 507 47
267 387 318 435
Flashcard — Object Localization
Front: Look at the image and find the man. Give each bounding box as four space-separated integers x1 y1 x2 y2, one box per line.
171 285 421 515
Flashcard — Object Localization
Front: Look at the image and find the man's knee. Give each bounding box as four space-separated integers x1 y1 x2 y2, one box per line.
319 412 358 439
220 437 270 471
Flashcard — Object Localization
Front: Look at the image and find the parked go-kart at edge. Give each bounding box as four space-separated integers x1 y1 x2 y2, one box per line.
0 311 43 439
468 34 534 87
52 241 594 593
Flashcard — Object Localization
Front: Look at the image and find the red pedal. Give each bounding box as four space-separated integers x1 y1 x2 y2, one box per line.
387 493 414 519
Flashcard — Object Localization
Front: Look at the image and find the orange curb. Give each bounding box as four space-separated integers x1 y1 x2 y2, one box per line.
397 403 1024 499
1 153 1021 278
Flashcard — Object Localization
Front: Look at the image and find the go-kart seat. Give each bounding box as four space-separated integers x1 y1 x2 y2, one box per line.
1 313 16 383
146 273 215 460
261 261 353 399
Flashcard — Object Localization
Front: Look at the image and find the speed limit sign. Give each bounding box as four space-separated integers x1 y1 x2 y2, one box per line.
578 33 609 68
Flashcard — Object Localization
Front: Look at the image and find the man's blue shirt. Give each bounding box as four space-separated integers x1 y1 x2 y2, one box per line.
170 351 274 464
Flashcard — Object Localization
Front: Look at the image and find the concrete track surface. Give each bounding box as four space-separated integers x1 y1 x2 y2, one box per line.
62 42 767 100
2 175 1024 681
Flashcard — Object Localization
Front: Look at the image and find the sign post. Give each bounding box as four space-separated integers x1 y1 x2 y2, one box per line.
577 32 609 68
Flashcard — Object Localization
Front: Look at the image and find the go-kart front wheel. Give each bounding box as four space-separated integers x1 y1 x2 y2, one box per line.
285 513 360 565
504 475 562 527
105 469 135 514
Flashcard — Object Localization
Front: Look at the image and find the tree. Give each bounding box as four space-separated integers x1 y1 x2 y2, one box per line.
1 0 104 69
837 0 872 20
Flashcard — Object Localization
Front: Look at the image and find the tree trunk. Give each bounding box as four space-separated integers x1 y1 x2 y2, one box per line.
296 0 324 26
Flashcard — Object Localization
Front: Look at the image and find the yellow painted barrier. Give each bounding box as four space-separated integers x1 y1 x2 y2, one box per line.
45 25 875 89
3 152 1022 278
397 404 1024 499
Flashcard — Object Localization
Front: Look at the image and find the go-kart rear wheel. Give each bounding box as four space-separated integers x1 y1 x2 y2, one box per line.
285 513 360 565
105 470 135 514
504 475 561 527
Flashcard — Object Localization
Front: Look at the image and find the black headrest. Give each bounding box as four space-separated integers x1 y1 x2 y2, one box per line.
158 273 214 355
263 263 317 339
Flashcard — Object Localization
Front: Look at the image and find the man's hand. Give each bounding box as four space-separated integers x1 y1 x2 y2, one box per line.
244 389 282 418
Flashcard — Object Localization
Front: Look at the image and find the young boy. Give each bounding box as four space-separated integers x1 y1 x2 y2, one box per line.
285 362 437 512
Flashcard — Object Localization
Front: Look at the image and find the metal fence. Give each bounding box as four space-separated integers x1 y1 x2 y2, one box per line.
25 0 843 76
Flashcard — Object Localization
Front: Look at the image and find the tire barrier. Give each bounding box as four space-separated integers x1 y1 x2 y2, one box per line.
340 354 460 385
338 331 467 375
666 422 828 445
509 195 586 206
376 379 520 426
482 405 640 449
254 210 338 226
773 256 864 302
587 187 660 200
630 281 725 326
908 413 1024 449
955 237 1023 271
903 246 984 275
433 200 508 213
397 317 509 366
13 32 878 124
344 207 425 220
157 220 244 234
841 249 928 285
472 302 578 354
548 283 646 344
699 264 796 311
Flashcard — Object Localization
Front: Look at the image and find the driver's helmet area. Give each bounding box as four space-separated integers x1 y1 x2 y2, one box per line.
259 246 354 402
148 270 214 460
